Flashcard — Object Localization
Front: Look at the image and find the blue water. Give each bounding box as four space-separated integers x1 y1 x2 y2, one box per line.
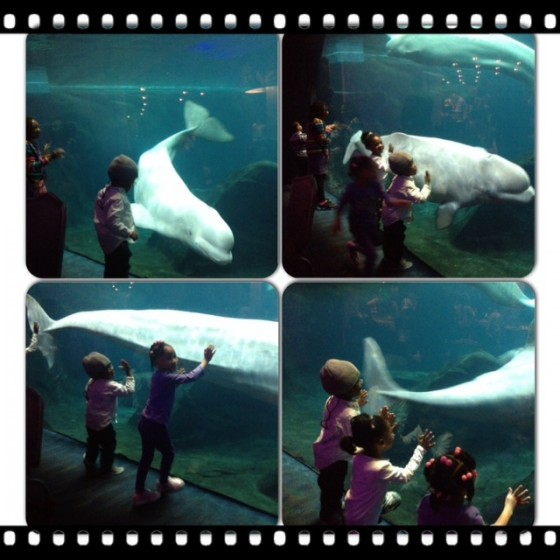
27 35 278 278
316 34 535 277
26 282 279 516
283 282 534 525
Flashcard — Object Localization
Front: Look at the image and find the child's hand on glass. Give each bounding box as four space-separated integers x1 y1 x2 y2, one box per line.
119 359 132 376
358 389 368 408
204 345 216 362
419 429 436 450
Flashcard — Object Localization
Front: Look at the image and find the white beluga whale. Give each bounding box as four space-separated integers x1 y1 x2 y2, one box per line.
131 101 235 265
477 282 535 309
362 336 534 424
26 295 278 404
386 34 534 86
344 131 534 228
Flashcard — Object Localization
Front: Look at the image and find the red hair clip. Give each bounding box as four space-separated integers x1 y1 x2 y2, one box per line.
454 447 462 456
440 456 453 467
426 458 436 469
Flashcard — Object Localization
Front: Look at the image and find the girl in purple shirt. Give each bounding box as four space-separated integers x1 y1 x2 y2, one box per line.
417 447 531 526
133 341 216 507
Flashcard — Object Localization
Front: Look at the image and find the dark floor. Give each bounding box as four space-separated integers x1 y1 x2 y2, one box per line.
282 451 320 525
61 251 141 279
283 193 442 279
28 430 276 526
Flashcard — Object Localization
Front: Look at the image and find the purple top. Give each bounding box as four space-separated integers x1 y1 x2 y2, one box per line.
142 365 204 425
417 494 486 526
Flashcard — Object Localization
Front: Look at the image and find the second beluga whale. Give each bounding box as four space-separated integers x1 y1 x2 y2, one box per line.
131 101 235 265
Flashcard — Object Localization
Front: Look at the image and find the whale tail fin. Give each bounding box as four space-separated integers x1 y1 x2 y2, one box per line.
343 130 369 165
184 101 234 143
362 337 403 414
26 295 57 368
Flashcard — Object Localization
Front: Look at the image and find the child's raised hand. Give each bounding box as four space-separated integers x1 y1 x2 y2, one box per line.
204 345 216 362
425 171 431 185
379 406 397 428
505 485 531 510
419 429 436 450
358 389 369 408
119 359 132 376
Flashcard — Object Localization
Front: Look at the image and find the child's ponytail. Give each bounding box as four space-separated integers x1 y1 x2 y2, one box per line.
340 436 359 455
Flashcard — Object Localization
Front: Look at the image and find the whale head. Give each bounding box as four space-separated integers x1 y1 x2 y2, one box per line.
483 155 534 202
185 208 234 265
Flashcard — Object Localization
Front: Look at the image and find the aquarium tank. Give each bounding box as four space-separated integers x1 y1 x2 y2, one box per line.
27 35 278 278
283 282 534 525
26 282 279 519
314 34 535 277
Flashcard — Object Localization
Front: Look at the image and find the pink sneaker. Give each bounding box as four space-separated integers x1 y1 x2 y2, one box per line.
133 489 161 507
157 476 185 493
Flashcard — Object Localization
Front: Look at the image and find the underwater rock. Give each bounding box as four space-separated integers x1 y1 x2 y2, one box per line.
214 161 278 265
427 351 501 391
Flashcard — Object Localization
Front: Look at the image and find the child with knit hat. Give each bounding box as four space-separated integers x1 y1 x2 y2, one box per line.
313 359 368 525
94 154 139 278
83 352 135 476
382 151 432 272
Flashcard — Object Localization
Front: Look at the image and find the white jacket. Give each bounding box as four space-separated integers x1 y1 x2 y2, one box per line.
382 175 431 226
85 376 135 431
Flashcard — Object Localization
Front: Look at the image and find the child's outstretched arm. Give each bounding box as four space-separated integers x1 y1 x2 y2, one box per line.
493 485 531 526
109 359 135 396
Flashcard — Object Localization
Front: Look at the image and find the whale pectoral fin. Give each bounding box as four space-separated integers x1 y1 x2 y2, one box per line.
130 203 156 231
436 202 460 229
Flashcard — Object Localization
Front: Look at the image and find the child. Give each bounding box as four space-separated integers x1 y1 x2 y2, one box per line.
342 410 436 525
307 101 338 210
94 154 139 278
334 156 385 276
313 359 368 525
418 447 531 526
382 151 432 272
361 131 393 187
133 341 216 507
82 352 135 476
289 121 308 177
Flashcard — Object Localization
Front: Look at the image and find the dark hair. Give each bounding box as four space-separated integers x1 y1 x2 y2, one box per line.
149 340 167 367
340 413 391 454
26 117 37 140
360 131 373 144
309 101 328 121
348 155 374 178
424 448 477 509
292 121 302 132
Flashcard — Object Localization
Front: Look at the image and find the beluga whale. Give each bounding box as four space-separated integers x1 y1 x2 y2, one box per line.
131 101 235 265
385 34 535 86
344 131 534 229
26 295 278 404
361 336 534 425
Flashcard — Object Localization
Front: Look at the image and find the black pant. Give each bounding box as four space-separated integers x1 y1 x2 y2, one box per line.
317 460 348 524
85 424 116 473
383 220 407 266
352 225 383 276
135 416 175 493
314 174 327 203
295 157 309 177
104 241 131 278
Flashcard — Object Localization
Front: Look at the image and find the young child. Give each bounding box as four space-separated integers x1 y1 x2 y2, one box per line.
382 151 432 272
133 341 216 507
418 447 531 526
313 359 368 525
334 156 385 276
82 352 135 476
94 154 139 278
361 131 393 187
342 410 436 525
289 121 308 177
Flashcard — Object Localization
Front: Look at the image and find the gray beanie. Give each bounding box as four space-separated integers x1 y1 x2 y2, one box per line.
389 151 414 175
320 359 360 398
108 154 138 185
83 352 112 379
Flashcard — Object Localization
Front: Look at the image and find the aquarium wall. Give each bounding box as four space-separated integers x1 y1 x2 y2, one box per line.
317 35 535 277
26 282 279 518
27 35 278 278
283 282 535 525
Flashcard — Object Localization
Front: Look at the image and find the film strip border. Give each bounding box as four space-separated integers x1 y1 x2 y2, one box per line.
0 11 559 32
1 527 559 549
